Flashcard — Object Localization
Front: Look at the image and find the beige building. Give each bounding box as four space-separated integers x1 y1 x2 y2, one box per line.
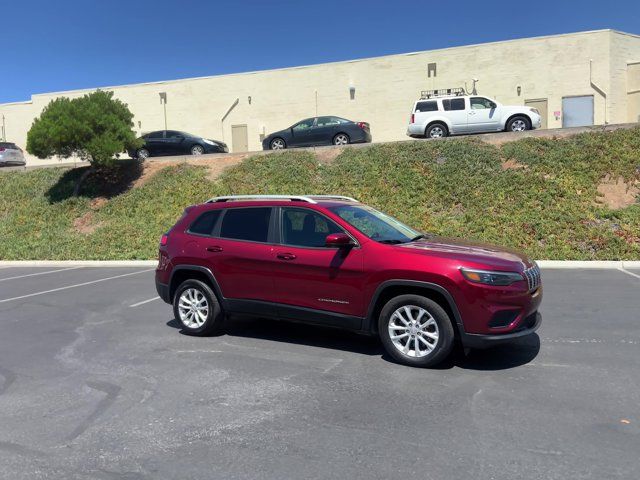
2 29 640 165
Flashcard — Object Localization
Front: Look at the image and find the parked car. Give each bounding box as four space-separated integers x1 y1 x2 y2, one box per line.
155 195 542 368
407 89 542 139
262 116 371 150
0 142 26 167
129 130 228 159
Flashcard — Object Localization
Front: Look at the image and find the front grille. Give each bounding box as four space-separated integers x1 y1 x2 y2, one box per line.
523 264 541 292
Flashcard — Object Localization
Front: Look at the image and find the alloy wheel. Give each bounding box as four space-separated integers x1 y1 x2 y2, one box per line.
388 305 439 358
178 288 209 329
271 139 285 150
137 149 149 159
511 119 527 132
191 145 204 155
429 126 444 138
334 134 349 145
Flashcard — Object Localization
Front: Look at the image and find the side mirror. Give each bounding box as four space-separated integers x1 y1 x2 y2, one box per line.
325 233 354 248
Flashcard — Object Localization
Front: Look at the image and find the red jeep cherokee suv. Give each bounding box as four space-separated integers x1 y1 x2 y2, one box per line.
156 195 542 367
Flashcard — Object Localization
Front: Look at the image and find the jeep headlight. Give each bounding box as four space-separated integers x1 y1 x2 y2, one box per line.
203 139 218 146
460 268 524 286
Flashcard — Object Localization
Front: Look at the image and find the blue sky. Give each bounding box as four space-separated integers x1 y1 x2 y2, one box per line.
2 0 639 104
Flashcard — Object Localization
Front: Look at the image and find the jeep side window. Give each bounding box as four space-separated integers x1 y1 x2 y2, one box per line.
443 98 466 111
219 208 272 243
415 101 438 112
281 208 344 248
188 210 222 236
470 97 495 109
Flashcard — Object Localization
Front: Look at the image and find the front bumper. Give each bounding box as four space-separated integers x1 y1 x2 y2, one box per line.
459 311 542 349
204 144 228 154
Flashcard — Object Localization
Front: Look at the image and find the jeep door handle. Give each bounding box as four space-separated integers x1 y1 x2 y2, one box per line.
206 246 223 253
277 253 296 261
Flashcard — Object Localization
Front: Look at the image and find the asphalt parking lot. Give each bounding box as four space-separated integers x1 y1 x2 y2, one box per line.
0 266 638 479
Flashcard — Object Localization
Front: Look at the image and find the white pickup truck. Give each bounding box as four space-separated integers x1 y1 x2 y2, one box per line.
407 92 542 138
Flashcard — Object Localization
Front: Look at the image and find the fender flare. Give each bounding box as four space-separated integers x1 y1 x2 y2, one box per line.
365 279 465 333
169 265 225 305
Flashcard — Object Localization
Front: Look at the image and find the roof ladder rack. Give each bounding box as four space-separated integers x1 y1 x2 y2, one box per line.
420 87 466 99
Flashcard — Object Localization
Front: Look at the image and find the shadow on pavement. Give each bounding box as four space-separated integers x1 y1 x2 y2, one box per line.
166 317 540 370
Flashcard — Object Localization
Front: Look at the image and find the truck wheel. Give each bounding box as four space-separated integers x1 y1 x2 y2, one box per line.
378 295 454 367
425 123 448 139
173 279 225 336
507 116 531 132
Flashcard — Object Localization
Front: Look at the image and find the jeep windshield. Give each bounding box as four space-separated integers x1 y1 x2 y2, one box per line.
329 205 423 244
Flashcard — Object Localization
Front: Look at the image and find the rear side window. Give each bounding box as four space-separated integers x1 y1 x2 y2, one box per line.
415 101 438 112
145 131 164 139
0 143 18 149
188 210 222 236
442 98 466 111
220 208 271 243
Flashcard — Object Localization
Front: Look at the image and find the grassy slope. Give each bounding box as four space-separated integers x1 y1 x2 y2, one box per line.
1 127 639 260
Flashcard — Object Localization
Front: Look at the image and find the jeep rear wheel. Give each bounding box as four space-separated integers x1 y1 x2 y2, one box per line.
378 295 454 367
173 279 224 336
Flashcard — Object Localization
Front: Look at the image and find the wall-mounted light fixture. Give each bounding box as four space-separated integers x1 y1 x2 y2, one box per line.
517 86 522 96
349 85 356 100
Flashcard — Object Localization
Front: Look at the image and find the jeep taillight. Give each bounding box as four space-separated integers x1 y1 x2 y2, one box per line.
410 114 415 124
160 233 169 246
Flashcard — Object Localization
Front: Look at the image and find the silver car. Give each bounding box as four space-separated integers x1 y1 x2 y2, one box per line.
0 142 26 167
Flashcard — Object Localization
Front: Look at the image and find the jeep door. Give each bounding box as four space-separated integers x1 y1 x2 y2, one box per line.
467 97 501 132
195 207 277 309
269 207 366 328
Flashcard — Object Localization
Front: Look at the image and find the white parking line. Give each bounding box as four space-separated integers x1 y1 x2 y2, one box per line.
0 267 83 283
0 269 154 304
618 268 640 281
129 296 160 308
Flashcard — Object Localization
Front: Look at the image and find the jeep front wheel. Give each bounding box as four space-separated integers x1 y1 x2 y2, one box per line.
378 295 454 367
173 279 225 336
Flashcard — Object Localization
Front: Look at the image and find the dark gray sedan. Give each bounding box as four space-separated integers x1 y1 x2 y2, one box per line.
0 142 26 167
262 116 372 150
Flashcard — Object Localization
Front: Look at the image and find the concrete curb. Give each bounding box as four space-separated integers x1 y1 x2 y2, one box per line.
0 260 638 269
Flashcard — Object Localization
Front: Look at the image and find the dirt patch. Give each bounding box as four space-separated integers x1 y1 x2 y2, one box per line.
315 148 343 164
131 161 170 188
596 175 639 209
73 211 104 235
89 197 107 209
501 158 528 170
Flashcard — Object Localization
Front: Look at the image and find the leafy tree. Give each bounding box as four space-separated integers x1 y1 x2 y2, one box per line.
27 90 142 195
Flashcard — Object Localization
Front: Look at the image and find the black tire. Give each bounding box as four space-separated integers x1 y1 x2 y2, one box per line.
378 294 454 368
506 116 531 132
270 138 286 150
333 133 350 145
191 144 205 155
425 123 448 139
136 148 150 159
172 279 225 336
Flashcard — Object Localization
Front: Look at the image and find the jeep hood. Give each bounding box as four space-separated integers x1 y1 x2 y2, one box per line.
397 236 534 270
